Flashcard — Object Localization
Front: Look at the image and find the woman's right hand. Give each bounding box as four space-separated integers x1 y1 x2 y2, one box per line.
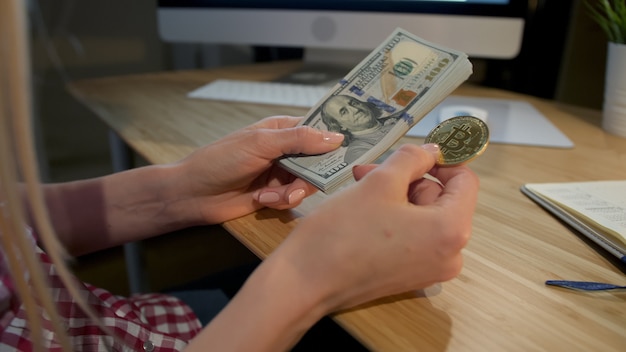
187 143 479 352
272 143 480 313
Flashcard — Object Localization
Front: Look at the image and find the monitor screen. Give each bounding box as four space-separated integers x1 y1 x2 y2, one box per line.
157 0 527 63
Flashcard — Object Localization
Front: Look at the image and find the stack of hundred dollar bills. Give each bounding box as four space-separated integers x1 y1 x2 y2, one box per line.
279 27 473 194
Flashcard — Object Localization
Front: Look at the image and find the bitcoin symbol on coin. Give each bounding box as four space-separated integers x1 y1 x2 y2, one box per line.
440 124 472 153
424 115 489 166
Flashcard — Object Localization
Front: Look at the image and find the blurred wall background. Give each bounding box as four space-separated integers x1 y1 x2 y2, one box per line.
29 0 253 182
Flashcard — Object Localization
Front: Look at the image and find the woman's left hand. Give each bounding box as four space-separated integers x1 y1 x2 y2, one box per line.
174 115 344 224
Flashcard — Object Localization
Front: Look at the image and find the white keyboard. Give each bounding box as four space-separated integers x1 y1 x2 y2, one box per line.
187 79 330 108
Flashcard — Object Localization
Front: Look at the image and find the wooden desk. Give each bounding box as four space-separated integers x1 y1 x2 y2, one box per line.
68 61 626 351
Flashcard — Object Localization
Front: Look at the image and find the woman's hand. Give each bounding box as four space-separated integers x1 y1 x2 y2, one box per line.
269 143 479 313
188 143 479 351
173 115 344 224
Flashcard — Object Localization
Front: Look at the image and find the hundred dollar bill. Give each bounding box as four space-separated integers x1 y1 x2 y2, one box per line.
278 28 473 193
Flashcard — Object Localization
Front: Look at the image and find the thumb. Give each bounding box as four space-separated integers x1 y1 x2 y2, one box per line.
265 126 345 156
359 144 440 196
352 164 378 181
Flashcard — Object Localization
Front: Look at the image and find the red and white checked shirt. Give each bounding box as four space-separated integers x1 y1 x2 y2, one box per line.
0 228 203 351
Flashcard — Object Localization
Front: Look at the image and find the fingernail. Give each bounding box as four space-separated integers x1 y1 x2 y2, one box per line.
421 143 442 163
322 131 345 144
421 143 440 153
421 143 441 156
259 192 280 204
288 189 306 204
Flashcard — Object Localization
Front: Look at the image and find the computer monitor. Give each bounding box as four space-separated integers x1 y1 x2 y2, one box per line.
156 0 528 66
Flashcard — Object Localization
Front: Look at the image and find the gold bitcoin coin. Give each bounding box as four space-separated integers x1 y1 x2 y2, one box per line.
424 115 489 166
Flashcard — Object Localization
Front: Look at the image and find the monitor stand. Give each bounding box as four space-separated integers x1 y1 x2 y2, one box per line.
273 62 351 87
273 47 368 87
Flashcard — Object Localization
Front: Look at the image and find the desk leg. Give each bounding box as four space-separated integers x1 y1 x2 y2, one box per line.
108 130 150 294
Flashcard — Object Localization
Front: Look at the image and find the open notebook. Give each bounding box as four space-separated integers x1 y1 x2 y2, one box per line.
521 180 626 263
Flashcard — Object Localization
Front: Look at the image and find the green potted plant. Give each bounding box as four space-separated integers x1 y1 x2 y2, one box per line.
586 0 626 137
586 0 626 43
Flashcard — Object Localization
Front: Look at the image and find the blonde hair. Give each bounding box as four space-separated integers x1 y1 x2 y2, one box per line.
0 0 116 350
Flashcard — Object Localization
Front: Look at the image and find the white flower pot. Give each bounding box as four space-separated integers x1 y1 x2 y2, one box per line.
602 42 626 138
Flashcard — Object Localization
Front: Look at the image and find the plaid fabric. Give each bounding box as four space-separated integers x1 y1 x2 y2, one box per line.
0 241 203 351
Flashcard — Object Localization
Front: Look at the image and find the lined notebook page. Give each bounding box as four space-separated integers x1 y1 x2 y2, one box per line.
523 180 626 245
